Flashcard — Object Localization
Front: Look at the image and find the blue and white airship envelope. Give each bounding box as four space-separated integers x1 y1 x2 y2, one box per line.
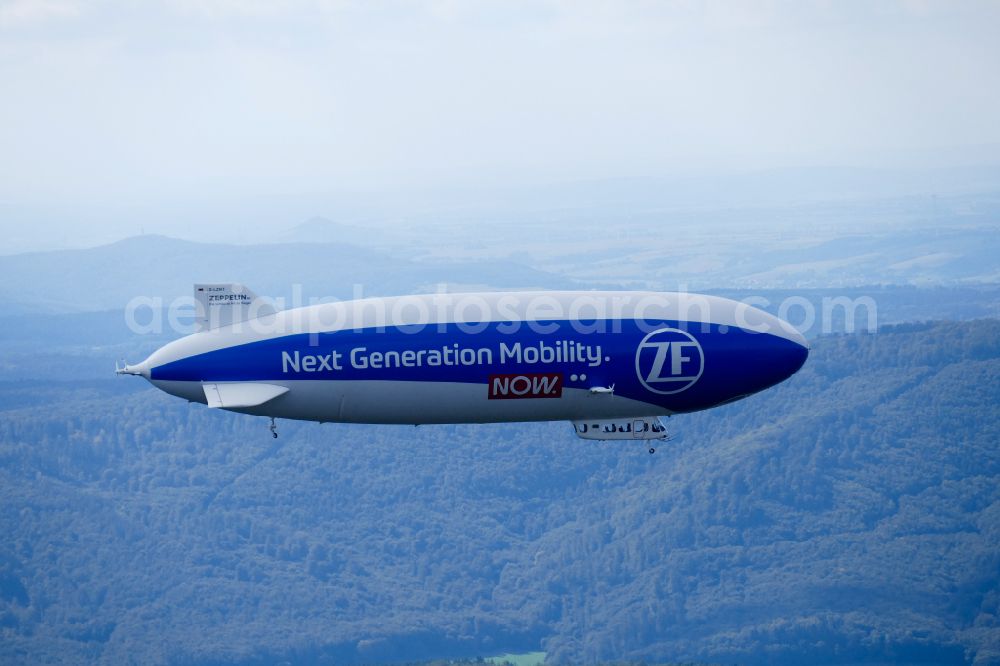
118 284 808 445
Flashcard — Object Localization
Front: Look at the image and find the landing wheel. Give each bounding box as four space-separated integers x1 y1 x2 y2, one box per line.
272 432 278 439
269 417 278 439
648 447 656 455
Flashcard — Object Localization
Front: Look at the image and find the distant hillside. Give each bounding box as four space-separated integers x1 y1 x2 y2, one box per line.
0 235 578 314
0 320 997 663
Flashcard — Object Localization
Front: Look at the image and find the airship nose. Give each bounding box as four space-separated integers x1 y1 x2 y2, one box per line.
787 337 809 375
772 328 809 384
748 314 809 390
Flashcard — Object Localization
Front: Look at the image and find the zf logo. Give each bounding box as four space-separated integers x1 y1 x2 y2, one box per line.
488 373 563 399
635 327 704 394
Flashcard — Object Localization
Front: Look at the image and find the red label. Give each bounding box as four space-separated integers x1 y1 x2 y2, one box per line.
488 373 563 399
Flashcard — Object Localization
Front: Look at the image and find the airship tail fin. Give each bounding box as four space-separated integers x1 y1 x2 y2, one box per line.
194 283 279 333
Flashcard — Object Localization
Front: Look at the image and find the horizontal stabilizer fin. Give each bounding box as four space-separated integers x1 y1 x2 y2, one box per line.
203 382 289 409
572 416 669 441
195 283 278 332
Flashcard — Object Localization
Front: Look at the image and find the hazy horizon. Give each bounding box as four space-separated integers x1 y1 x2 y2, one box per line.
2 163 1000 255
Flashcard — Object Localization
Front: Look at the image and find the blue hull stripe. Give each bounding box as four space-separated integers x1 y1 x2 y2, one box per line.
151 319 807 413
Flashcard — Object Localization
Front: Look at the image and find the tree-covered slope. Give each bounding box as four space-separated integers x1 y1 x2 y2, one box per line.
0 320 998 664
534 321 1000 663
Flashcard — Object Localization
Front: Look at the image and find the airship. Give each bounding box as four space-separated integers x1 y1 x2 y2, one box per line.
118 284 808 452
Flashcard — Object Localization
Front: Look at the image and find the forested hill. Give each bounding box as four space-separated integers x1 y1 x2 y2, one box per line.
0 320 998 664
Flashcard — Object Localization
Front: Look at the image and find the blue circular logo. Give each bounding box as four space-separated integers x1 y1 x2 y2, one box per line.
634 327 704 395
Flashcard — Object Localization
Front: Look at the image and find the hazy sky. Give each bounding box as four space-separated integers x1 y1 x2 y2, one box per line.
1 0 999 248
